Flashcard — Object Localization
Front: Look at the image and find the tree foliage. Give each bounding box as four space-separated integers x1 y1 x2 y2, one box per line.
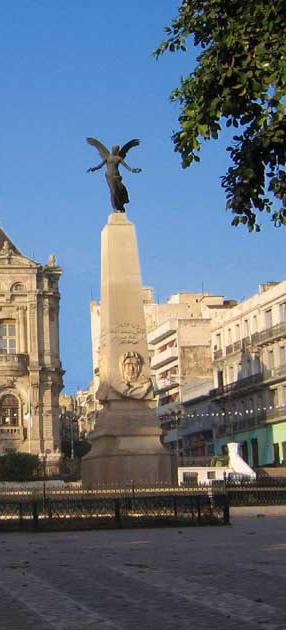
155 0 286 231
0 452 39 481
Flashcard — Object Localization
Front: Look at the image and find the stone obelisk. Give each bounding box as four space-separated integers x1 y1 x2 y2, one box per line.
82 213 173 486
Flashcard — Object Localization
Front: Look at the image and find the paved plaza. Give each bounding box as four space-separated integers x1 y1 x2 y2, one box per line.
0 507 286 629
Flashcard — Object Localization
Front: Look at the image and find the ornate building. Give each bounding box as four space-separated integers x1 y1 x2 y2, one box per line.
0 228 63 457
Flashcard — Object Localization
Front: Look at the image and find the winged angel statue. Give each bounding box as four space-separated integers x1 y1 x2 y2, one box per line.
86 137 142 213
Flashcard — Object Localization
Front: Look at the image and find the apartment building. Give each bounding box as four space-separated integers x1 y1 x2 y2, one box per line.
210 281 286 467
90 289 236 447
145 292 234 423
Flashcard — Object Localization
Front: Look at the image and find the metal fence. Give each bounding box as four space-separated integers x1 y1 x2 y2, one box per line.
0 477 285 530
225 476 286 506
0 491 229 531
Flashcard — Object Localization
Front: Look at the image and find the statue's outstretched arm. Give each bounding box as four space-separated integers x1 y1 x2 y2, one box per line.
121 160 142 174
87 159 106 173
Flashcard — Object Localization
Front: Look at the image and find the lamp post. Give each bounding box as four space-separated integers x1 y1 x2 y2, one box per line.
70 416 75 460
42 448 51 512
170 409 182 459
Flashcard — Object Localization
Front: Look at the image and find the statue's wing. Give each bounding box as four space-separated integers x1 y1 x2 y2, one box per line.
86 137 110 160
119 139 140 159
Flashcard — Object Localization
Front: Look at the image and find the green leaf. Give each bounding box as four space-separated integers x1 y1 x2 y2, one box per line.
156 0 286 232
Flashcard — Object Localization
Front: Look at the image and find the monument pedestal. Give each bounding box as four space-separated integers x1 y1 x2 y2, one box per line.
82 401 174 485
81 213 173 487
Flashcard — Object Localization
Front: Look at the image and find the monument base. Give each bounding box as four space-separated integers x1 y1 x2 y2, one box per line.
81 401 174 487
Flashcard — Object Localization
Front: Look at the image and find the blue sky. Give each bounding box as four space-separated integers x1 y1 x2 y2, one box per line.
1 1 285 392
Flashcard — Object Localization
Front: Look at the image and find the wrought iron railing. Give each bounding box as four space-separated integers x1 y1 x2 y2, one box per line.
255 322 286 345
0 491 229 530
217 405 286 436
212 364 286 399
213 349 223 360
226 477 286 506
211 373 263 397
212 323 286 363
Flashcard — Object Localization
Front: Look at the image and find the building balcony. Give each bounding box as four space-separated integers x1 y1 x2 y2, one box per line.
155 376 179 393
217 406 286 438
263 364 286 381
215 338 251 360
213 323 286 361
211 363 286 399
150 346 178 369
225 341 243 356
210 373 263 398
0 425 25 439
148 320 177 345
254 322 286 346
0 353 29 376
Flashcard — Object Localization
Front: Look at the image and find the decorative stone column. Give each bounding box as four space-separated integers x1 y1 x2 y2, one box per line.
82 213 173 487
18 308 26 353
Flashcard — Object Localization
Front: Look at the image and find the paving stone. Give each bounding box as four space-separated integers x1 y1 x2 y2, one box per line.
0 507 285 629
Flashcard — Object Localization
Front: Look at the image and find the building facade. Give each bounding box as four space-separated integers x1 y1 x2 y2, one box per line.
152 282 286 469
145 292 235 434
0 229 63 457
211 281 286 467
90 280 286 469
90 289 235 445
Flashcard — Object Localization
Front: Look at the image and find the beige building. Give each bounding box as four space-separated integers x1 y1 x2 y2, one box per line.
60 389 96 440
74 389 96 437
156 281 286 466
90 290 235 439
0 229 63 456
90 279 286 468
145 292 235 417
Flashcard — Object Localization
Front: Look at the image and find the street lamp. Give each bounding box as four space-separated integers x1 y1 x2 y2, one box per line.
43 448 51 512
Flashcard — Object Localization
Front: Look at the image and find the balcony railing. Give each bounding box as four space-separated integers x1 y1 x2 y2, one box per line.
148 320 177 345
211 363 286 398
155 377 179 393
0 426 24 439
213 323 286 361
217 406 286 437
0 353 28 374
151 346 178 370
210 373 263 397
255 322 286 345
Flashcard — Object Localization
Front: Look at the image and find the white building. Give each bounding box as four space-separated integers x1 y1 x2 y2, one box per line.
210 280 286 467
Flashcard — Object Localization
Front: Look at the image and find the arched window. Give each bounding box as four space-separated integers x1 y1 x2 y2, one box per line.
0 395 19 426
0 320 16 354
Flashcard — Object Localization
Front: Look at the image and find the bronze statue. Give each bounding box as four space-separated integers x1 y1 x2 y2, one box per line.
86 137 142 213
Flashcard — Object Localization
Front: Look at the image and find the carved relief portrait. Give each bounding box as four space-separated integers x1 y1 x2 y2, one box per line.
120 351 143 384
